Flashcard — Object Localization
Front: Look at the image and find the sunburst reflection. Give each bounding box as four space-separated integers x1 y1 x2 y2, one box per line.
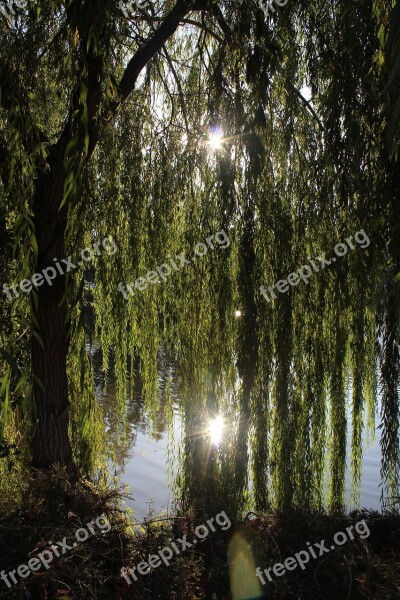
208 416 224 445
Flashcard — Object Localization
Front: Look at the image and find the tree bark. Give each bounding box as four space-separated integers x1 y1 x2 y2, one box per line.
31 143 75 473
27 0 207 473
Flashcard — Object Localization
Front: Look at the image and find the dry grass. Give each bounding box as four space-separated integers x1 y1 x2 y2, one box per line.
0 470 399 599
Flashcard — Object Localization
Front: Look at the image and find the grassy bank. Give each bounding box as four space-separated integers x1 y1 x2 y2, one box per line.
0 471 399 599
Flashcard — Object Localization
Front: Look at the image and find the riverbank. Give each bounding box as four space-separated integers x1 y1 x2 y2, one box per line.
0 470 399 599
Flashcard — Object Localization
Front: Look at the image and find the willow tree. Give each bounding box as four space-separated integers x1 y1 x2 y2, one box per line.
1 0 229 472
0 0 399 513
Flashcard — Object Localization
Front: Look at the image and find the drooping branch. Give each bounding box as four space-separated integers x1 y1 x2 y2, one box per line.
117 0 208 104
288 84 324 132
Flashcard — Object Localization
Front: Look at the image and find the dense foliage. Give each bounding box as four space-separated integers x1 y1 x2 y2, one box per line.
0 0 399 515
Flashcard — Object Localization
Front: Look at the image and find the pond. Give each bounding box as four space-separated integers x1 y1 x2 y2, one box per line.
88 337 383 520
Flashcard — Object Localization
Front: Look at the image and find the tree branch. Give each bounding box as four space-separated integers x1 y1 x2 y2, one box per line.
117 0 207 104
288 84 324 131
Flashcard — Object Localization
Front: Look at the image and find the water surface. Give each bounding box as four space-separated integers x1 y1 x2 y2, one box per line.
88 337 384 519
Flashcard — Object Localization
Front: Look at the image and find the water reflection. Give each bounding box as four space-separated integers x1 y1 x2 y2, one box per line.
209 416 225 446
87 338 173 463
86 334 383 518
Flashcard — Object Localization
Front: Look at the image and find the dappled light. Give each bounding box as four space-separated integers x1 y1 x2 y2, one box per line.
1 0 400 597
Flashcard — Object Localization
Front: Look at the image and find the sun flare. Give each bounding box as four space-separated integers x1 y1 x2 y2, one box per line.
209 416 224 445
208 130 223 150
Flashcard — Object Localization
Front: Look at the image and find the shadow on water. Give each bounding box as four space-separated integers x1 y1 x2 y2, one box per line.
86 320 383 521
84 292 383 519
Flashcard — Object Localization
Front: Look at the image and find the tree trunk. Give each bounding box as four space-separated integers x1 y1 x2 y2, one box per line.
31 147 75 474
26 0 195 473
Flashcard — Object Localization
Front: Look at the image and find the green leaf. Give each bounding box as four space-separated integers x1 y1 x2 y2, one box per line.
79 82 88 105
29 230 38 257
0 382 10 437
386 98 400 154
14 369 29 394
0 349 19 374
64 138 77 167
